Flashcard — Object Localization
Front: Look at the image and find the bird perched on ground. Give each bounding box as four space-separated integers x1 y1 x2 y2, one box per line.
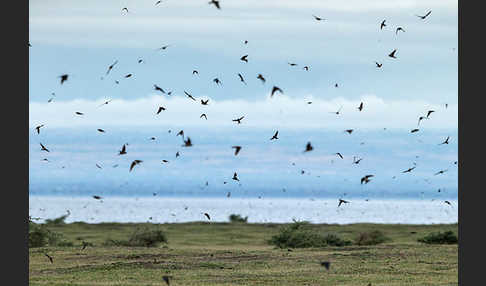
271 86 283 97
200 113 207 120
201 99 209 105
232 116 245 124
416 10 432 20
270 131 279 140
106 60 118 75
439 136 450 145
338 199 349 207
40 143 50 152
257 74 266 84
361 175 374 184
183 137 192 147
232 146 242 156
184 91 197 101
208 0 220 9
238 73 246 84
380 20 386 30
240 55 248 63
118 144 127 155
320 261 331 270
177 130 184 139
388 49 397 58
45 253 53 263
35 125 44 134
396 27 405 34
59 74 69 84
75 112 84 116
313 15 325 21
156 106 166 114
304 142 313 152
129 160 143 172
232 172 239 181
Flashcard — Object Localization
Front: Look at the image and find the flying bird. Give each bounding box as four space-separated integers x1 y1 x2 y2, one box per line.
335 152 344 159
155 0 162 5
439 136 450 145
345 129 353 134
75 112 84 115
426 110 435 118
35 125 44 134
232 146 242 156
193 70 199 75
313 15 325 21
411 128 420 133
45 253 53 264
97 129 105 133
396 27 405 34
208 0 220 9
81 241 89 250
353 157 363 164
118 144 127 155
375 62 382 68
257 74 266 84
176 151 180 158
338 199 349 207
358 102 364 111
232 172 239 181
177 130 184 139
444 201 452 206
130 160 143 172
154 84 165 94
59 74 69 84
183 137 192 147
204 212 211 220
380 19 386 30
434 169 448 176
93 195 102 200
361 175 374 184
201 99 209 105
40 143 50 152
232 116 245 124
121 7 129 13
184 91 197 101
330 106 343 115
98 99 113 107
106 60 118 75
402 166 416 173
240 55 248 63
238 73 246 84
288 62 298 66
156 106 166 114
416 10 432 20
388 49 397 58
271 86 283 97
270 131 279 140
303 66 310 71
96 163 102 169
304 142 313 152
200 113 207 120
213 78 222 86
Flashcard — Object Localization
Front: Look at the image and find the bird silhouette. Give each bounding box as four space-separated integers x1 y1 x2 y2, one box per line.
201 99 209 105
288 62 298 66
270 131 279 140
118 144 127 155
130 160 143 172
177 130 184 139
388 49 397 58
411 128 420 133
375 62 382 68
434 169 448 175
232 116 245 124
361 175 374 184
304 142 313 152
208 0 220 9
353 157 363 164
271 86 283 97
75 112 84 116
59 74 69 84
156 106 166 114
106 60 118 75
380 20 386 30
93 195 102 200
45 253 53 263
200 113 208 120
97 129 105 133
439 136 450 145
232 172 239 181
204 212 211 220
35 125 44 134
81 241 89 250
96 163 102 169
176 151 180 158
335 152 344 159
338 199 349 207
416 10 432 20
154 84 165 94
313 15 325 21
155 0 162 5
358 102 364 111
184 91 197 101
124 74 132 78
444 201 452 206
193 70 199 75
330 106 343 115
402 166 416 173
183 137 192 147
396 27 405 34
417 116 427 126
257 74 266 84
98 99 113 107
232 146 242 156
40 143 50 152
213 78 222 86
240 55 248 63
158 45 171 51
121 7 129 13
345 129 353 134
238 73 246 84
303 66 310 71
426 110 435 118
320 261 331 270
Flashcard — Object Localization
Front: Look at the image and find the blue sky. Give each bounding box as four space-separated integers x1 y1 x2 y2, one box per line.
29 0 458 198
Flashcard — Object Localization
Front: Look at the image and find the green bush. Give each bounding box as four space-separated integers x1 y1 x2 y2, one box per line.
418 231 458 244
45 214 69 226
28 221 71 248
104 227 168 247
268 222 351 248
229 214 248 223
355 230 390 245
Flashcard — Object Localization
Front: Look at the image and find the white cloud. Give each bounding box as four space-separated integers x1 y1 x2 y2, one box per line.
29 93 457 130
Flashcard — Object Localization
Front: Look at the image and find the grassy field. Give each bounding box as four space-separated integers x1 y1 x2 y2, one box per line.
29 222 458 285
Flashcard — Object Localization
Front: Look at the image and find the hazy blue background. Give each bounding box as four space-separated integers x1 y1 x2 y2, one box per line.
29 0 457 200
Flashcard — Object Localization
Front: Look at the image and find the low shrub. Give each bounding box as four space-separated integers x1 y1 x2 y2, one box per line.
268 222 351 248
229 214 248 223
418 231 458 244
45 214 69 226
355 230 390 245
28 221 71 248
104 227 168 247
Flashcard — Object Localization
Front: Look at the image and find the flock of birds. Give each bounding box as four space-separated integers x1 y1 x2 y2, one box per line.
31 2 456 276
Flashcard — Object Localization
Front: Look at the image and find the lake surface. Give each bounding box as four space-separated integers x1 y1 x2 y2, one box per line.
29 196 457 225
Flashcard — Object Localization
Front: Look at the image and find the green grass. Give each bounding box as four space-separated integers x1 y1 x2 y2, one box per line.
29 222 458 285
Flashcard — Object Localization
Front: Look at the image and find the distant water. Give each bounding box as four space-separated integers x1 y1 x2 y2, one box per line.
29 196 457 224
